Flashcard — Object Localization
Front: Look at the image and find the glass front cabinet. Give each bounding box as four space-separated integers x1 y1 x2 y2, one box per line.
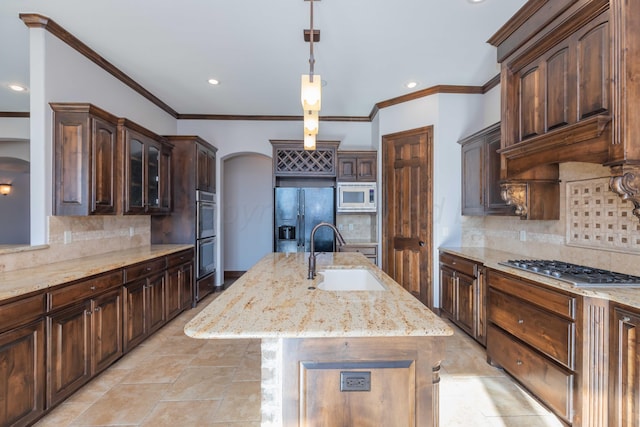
120 119 172 215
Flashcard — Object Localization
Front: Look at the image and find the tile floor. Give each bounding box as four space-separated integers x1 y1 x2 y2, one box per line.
34 291 564 427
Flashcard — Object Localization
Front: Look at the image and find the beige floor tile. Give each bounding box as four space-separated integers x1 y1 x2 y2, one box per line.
71 383 169 425
214 395 261 423
162 366 237 401
33 402 90 427
120 354 194 384
224 381 261 400
64 368 130 404
486 415 565 427
139 400 221 427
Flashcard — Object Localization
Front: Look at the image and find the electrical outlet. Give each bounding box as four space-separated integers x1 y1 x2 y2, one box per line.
338 224 344 231
63 230 72 244
348 223 354 231
340 371 371 392
129 226 135 237
519 230 527 242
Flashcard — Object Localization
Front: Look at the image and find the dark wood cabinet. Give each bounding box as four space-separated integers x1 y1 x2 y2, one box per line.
0 295 45 427
120 119 172 215
51 103 120 216
270 140 340 185
439 252 485 345
166 249 194 319
337 151 377 182
610 303 640 427
337 244 377 265
46 272 123 406
197 145 216 193
459 123 516 217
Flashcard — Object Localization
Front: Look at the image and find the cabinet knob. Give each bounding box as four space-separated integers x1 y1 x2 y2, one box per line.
518 319 524 324
623 316 632 323
419 241 425 247
516 360 523 366
90 286 96 291
86 310 92 316
95 307 101 312
146 267 152 271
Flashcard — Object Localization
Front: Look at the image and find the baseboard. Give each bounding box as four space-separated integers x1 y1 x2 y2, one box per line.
224 270 246 280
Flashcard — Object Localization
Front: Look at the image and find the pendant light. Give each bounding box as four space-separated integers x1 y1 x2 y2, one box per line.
302 0 321 150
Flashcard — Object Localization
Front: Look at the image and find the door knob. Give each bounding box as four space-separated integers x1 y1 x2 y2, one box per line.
418 241 425 247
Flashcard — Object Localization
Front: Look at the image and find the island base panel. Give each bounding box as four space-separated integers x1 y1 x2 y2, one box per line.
261 336 446 426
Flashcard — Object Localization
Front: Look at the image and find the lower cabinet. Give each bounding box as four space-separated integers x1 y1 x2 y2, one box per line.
610 303 640 427
439 252 485 345
338 244 378 265
46 272 123 407
0 319 45 427
123 272 165 353
166 249 194 319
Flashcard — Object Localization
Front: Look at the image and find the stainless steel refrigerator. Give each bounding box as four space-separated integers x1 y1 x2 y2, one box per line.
274 187 335 253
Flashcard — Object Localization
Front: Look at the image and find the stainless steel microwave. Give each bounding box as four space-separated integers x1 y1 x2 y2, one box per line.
337 182 377 212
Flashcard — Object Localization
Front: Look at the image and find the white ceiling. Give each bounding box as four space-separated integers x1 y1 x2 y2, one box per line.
0 0 526 118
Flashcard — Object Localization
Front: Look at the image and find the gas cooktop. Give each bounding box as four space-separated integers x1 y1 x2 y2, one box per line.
499 259 640 287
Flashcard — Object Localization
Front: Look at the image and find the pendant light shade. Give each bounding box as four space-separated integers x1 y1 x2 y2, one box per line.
303 110 319 134
301 74 321 111
304 133 316 151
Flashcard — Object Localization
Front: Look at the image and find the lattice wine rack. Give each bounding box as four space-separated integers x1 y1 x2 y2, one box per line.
273 144 337 176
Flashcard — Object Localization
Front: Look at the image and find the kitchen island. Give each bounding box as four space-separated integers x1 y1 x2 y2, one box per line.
185 252 452 427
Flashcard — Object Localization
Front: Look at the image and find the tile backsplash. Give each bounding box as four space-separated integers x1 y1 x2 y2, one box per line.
0 216 150 272
336 214 377 243
461 162 640 275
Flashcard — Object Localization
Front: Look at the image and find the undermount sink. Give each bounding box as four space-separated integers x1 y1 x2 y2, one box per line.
316 269 386 291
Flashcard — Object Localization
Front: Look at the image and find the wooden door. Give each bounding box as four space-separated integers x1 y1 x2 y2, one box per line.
382 127 433 307
439 266 455 320
123 279 147 352
165 266 182 320
611 306 640 427
92 289 122 374
147 273 166 335
460 138 485 216
456 272 475 337
180 263 194 310
47 302 92 406
0 320 45 427
91 116 118 214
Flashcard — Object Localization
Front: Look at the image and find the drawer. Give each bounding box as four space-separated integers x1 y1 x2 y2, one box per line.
0 293 46 333
339 245 377 256
49 270 123 311
487 325 574 423
488 269 576 319
439 252 476 277
167 249 193 268
125 258 167 282
488 289 574 369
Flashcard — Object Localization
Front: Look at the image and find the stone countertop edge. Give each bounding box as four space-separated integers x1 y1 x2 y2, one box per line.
184 252 453 340
439 246 640 309
0 244 194 301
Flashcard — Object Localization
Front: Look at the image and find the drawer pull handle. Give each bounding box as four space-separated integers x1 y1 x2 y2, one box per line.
146 267 152 271
90 285 96 291
516 360 523 366
518 319 524 324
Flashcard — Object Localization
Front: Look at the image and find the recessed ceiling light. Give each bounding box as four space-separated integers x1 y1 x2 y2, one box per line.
9 84 27 92
467 0 485 3
405 81 419 89
208 79 219 85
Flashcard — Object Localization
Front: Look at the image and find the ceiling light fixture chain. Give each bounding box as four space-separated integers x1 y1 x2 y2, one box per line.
309 0 315 80
301 0 322 150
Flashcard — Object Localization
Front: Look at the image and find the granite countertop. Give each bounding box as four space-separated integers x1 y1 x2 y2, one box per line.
185 252 453 339
439 246 640 309
0 244 193 301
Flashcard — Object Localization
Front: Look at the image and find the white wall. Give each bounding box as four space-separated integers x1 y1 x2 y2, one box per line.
0 118 29 140
28 28 178 244
376 92 493 307
222 154 273 272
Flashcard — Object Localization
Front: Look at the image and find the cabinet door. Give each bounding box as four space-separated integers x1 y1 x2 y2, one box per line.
484 130 512 215
337 156 358 181
147 273 166 335
125 136 145 214
0 320 45 427
123 279 147 352
146 143 161 211
92 289 123 374
439 266 456 320
165 266 182 320
47 302 92 406
158 147 172 212
91 117 118 214
356 153 377 181
456 272 475 337
611 306 640 427
180 263 194 310
197 147 212 191
461 138 485 215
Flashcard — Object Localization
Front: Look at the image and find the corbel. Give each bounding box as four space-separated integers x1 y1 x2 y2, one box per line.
609 165 640 220
500 182 528 218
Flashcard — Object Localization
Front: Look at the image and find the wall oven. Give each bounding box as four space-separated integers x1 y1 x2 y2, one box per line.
197 236 217 278
197 190 216 239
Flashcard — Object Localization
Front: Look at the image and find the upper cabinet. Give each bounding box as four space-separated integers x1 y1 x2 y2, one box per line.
52 103 120 216
337 151 377 182
489 0 640 220
52 103 172 216
270 140 340 185
119 119 172 215
196 144 216 193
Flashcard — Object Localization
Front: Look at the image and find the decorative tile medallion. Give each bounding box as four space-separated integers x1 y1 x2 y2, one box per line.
566 178 640 253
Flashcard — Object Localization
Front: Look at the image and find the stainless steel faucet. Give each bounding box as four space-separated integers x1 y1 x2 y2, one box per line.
308 222 346 279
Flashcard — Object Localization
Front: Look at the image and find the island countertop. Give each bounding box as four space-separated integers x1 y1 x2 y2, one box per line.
185 252 453 339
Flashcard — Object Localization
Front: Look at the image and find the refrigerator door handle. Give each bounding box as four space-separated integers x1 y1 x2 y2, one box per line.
299 189 305 250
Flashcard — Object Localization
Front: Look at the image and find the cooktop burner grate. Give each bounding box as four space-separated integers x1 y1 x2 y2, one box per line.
499 259 640 287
